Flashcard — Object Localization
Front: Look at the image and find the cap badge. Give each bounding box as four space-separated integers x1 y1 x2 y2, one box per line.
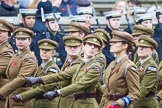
44 42 48 46
71 39 75 42
93 38 97 42
140 39 144 43
18 31 23 35
99 33 103 36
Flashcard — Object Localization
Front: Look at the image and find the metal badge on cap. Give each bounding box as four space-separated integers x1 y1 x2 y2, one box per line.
44 42 48 46
71 39 75 42
18 31 23 35
99 33 103 36
93 38 97 42
140 40 144 43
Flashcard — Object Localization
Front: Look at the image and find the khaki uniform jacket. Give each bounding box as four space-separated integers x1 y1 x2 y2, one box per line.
42 57 102 108
133 56 159 108
59 56 81 108
0 41 14 108
0 41 14 76
100 55 140 108
0 48 37 108
30 60 60 108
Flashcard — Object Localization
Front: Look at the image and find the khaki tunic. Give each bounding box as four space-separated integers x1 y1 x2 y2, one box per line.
0 41 14 108
30 60 60 108
133 56 159 108
0 48 37 108
42 57 102 108
59 56 81 108
100 55 140 108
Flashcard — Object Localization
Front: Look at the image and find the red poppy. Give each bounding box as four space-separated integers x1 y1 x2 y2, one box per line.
61 8 65 12
84 67 88 72
12 62 16 67
115 68 119 73
139 67 144 71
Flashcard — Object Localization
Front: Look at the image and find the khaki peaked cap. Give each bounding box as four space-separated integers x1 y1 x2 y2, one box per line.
132 25 154 36
111 30 135 51
38 39 58 50
0 19 14 32
138 35 158 49
63 35 83 46
13 27 34 38
67 22 90 33
83 34 102 47
94 29 111 44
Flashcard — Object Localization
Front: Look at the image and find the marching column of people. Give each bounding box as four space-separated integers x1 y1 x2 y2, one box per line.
1 0 162 108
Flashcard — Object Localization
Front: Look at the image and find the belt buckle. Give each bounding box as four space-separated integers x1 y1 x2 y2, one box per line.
73 93 76 100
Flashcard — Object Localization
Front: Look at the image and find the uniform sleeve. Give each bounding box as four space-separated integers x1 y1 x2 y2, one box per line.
60 64 101 96
0 56 37 97
42 64 78 84
20 82 59 102
116 65 140 107
140 65 158 98
95 53 106 71
0 49 14 73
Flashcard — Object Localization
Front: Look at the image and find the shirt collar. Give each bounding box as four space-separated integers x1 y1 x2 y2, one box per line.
139 55 152 65
41 58 53 68
115 54 127 63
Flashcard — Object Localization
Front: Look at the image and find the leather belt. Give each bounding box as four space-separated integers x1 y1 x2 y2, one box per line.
146 92 155 97
0 74 7 79
21 83 31 88
107 94 126 101
157 84 162 90
73 93 96 100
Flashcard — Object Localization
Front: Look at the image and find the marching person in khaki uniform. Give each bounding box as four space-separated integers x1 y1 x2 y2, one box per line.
12 36 83 108
18 34 103 108
28 39 60 108
100 30 140 108
61 36 83 71
58 36 83 108
0 27 38 108
132 35 159 108
0 19 14 108
42 34 103 108
132 24 159 64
